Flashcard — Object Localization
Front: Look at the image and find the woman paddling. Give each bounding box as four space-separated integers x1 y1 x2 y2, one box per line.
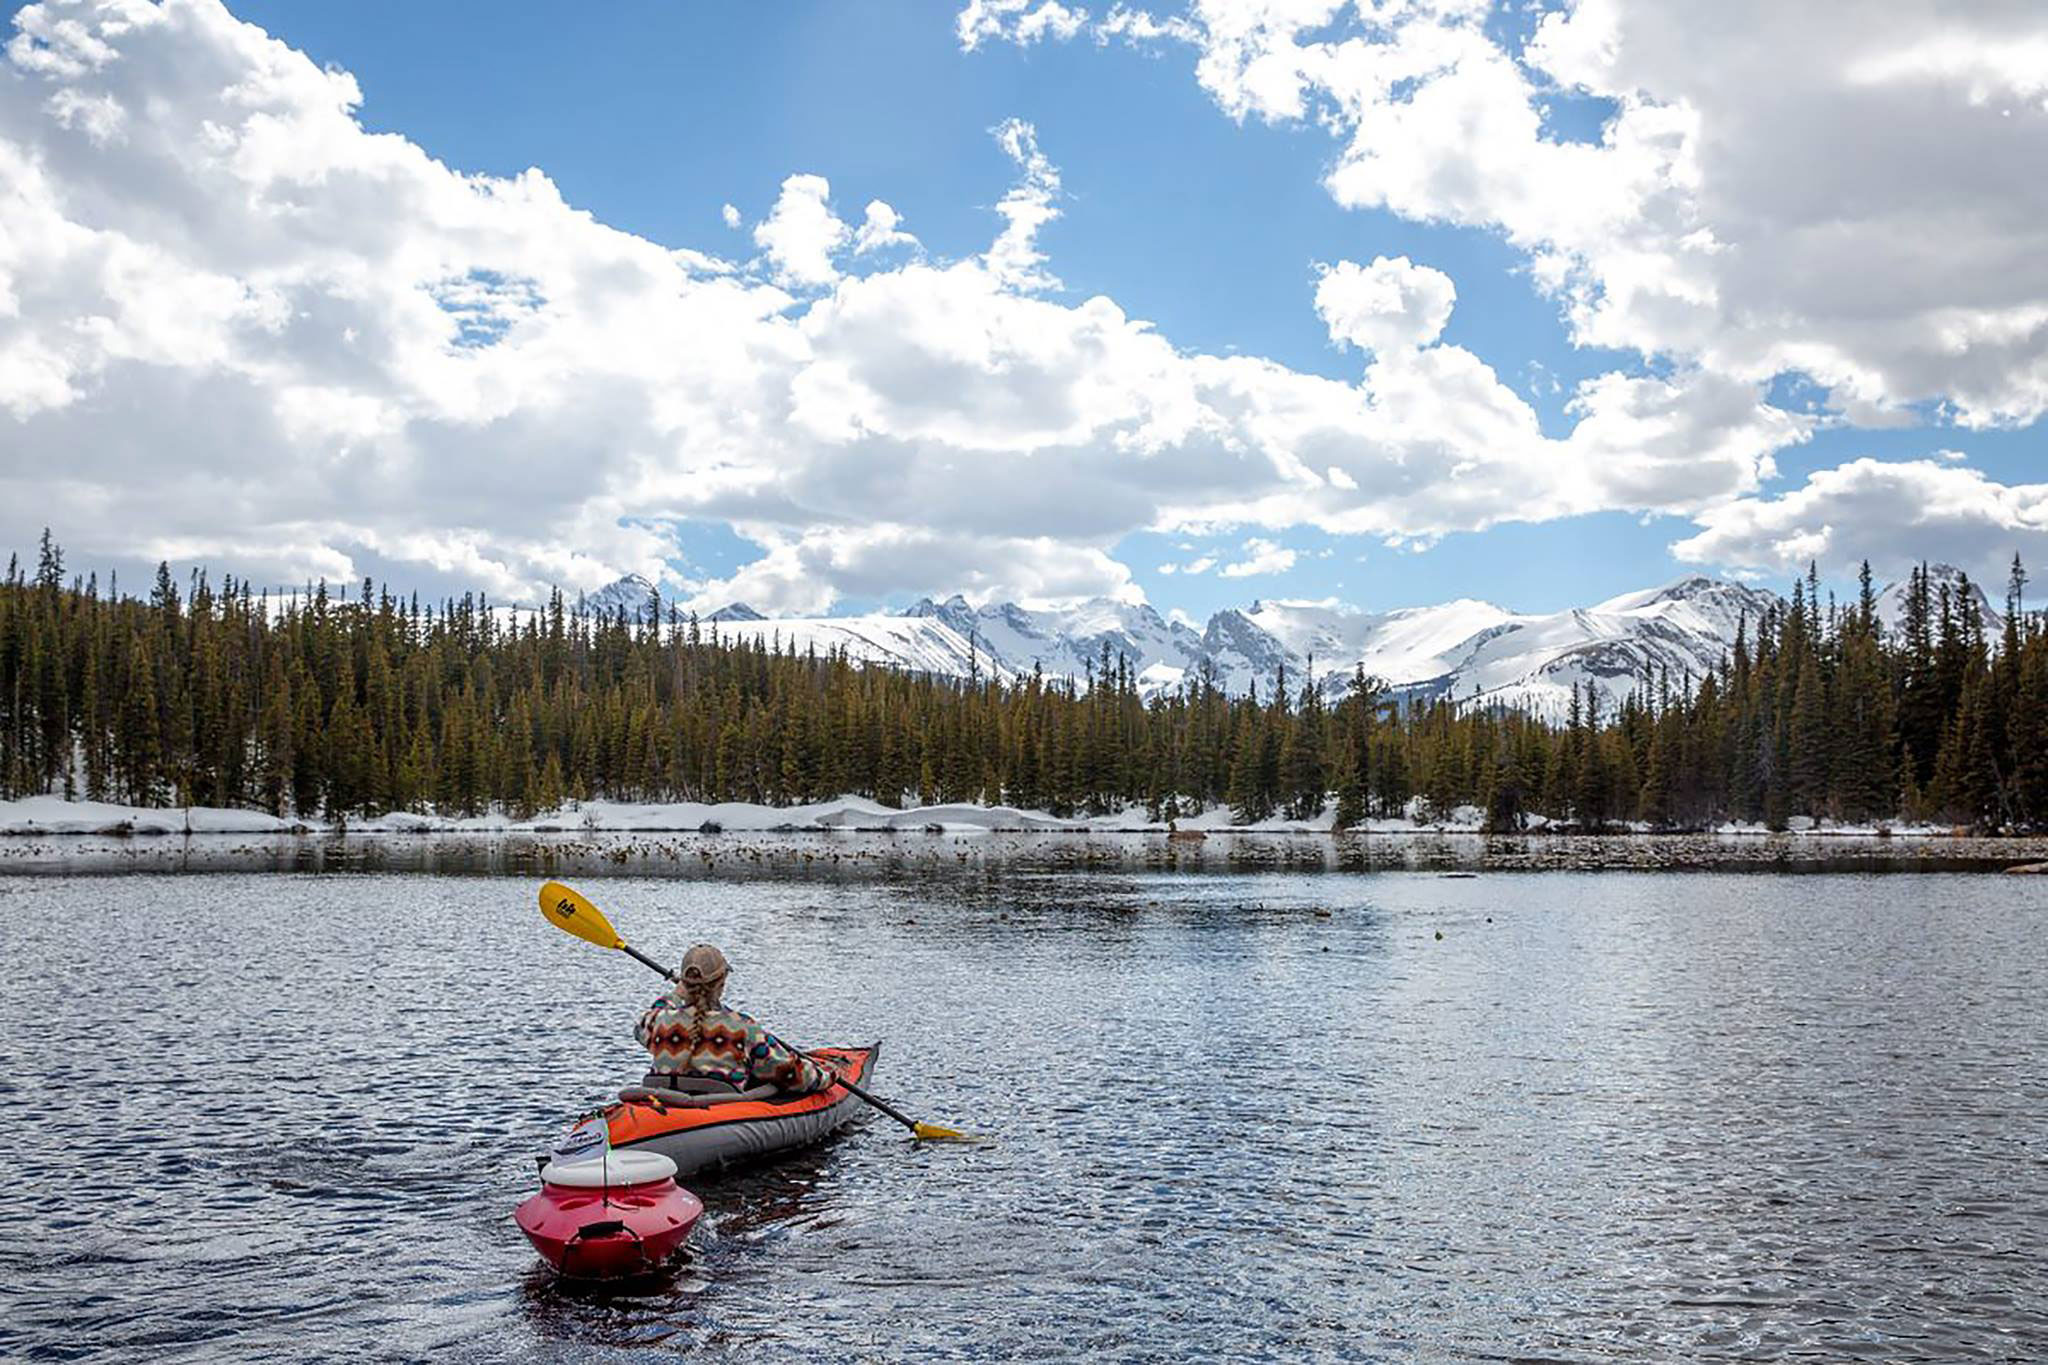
634 943 834 1094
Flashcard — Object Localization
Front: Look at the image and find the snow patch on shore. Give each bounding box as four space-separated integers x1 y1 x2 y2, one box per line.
0 794 1086 836
0 794 1964 839
0 796 301 835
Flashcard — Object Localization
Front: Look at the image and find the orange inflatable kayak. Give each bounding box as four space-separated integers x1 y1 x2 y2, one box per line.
604 1044 878 1177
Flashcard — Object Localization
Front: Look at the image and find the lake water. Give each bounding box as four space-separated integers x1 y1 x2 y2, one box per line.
2 868 2043 1361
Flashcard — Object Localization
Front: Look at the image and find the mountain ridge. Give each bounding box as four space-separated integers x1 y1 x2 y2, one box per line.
571 573 1837 719
1874 562 2004 640
564 567 2025 719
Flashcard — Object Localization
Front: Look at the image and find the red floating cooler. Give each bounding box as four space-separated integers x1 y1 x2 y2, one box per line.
514 1148 704 1279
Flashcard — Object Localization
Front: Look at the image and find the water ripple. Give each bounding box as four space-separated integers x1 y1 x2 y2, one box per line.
0 870 2042 1360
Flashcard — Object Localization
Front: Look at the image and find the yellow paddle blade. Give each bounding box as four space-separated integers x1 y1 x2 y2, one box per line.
912 1121 984 1142
539 880 624 951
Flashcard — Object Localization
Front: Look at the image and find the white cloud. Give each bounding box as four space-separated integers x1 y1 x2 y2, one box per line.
752 173 848 287
1219 537 1296 577
957 0 1089 52
1672 457 2048 583
46 85 123 142
0 0 1805 616
1556 367 1805 515
1314 255 1455 352
1096 8 1201 46
695 524 1141 616
984 118 1062 291
973 0 2048 429
720 202 741 229
852 199 918 254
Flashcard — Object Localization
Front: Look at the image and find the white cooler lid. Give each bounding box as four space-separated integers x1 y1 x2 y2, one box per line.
540 1148 678 1188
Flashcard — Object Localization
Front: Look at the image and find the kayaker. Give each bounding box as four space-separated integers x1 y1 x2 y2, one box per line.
634 943 833 1094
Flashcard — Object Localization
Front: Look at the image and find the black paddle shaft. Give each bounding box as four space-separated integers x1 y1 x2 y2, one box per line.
621 942 674 979
618 945 924 1134
764 1033 921 1134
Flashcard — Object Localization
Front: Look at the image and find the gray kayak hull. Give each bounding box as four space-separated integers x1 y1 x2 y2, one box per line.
607 1043 878 1177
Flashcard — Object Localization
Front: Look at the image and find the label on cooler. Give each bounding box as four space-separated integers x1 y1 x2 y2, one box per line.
551 1113 609 1164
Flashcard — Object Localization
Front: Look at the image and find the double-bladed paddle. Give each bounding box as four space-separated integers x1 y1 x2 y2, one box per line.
538 879 977 1142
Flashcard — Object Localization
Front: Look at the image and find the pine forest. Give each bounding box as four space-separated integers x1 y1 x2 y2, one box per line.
3 533 2044 834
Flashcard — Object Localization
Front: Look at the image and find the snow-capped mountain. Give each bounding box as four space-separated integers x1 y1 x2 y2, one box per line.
578 573 657 622
707 602 765 623
1372 577 1782 715
1186 577 1775 714
640 574 1783 719
555 563 2037 719
698 608 1001 680
1876 563 2006 640
904 594 1208 692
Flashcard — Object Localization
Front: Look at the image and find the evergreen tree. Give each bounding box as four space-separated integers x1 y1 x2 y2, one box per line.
121 633 161 805
1278 671 1327 820
1637 713 1674 829
1225 699 1270 824
1787 652 1830 816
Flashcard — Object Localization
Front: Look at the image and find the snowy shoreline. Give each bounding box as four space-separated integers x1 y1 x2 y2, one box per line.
0 793 1969 841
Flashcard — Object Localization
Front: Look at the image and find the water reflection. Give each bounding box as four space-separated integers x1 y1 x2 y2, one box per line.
3 826 2044 879
0 870 2042 1360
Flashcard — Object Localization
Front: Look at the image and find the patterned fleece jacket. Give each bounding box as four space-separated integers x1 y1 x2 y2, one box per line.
634 992 832 1094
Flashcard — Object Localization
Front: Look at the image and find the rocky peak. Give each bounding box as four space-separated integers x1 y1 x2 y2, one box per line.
707 602 764 622
904 594 980 637
1877 563 2005 638
580 573 657 622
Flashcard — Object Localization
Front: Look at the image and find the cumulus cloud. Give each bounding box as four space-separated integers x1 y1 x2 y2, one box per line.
1218 537 1296 577
1314 255 1455 352
0 0 1804 616
693 524 1142 617
752 173 849 287
1672 458 2048 584
968 0 2048 429
852 199 919 254
1556 368 1806 515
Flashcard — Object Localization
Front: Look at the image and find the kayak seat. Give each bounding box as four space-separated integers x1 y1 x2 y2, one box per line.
621 1082 781 1108
640 1072 743 1095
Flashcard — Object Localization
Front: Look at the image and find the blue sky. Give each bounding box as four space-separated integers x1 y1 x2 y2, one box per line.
6 1 2045 617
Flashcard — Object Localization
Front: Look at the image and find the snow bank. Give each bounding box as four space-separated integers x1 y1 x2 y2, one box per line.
0 794 1086 837
0 793 1977 839
0 796 300 836
1712 818 1952 837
